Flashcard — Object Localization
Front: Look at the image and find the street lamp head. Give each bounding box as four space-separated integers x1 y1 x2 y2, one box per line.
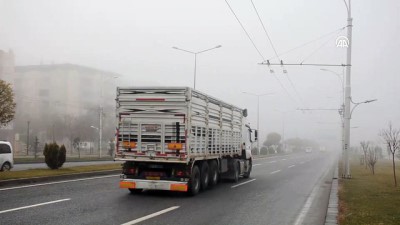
172 46 178 49
215 45 222 48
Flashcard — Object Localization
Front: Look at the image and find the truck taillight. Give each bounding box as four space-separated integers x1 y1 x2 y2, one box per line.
175 170 185 177
124 168 135 175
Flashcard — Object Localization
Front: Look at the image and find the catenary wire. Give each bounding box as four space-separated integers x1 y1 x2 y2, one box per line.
250 0 306 107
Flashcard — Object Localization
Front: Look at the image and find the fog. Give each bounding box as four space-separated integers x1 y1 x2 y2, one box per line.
1 0 399 149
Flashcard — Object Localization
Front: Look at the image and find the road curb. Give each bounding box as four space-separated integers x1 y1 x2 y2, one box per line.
0 169 120 188
324 164 339 225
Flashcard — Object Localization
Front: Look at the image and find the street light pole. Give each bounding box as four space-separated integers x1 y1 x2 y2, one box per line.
99 75 118 158
343 0 353 178
242 92 274 155
320 68 345 172
90 125 100 157
172 45 221 89
257 95 260 155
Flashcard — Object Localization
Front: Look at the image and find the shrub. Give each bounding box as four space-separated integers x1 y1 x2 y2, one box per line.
43 142 66 169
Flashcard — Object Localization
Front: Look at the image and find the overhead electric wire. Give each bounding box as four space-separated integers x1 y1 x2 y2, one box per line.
250 0 306 107
225 0 301 105
224 0 265 61
267 26 347 61
250 0 279 59
300 29 345 64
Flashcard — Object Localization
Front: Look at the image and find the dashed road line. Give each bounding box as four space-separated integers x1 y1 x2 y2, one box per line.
121 206 180 225
253 164 262 167
231 179 256 188
270 170 281 174
288 165 295 168
0 198 71 214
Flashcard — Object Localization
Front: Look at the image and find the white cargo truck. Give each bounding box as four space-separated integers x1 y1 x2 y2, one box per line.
115 87 257 195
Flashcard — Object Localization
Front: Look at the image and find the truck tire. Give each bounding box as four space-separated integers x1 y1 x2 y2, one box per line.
200 161 209 190
209 160 218 187
188 165 201 196
129 188 143 194
233 161 239 183
243 159 252 179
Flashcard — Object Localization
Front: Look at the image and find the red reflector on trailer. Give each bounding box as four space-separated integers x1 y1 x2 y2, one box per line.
135 98 165 102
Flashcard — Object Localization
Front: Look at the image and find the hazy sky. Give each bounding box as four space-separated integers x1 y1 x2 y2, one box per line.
1 0 399 149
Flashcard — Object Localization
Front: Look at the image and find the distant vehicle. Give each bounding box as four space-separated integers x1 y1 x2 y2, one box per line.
305 147 313 153
0 141 14 171
115 87 257 195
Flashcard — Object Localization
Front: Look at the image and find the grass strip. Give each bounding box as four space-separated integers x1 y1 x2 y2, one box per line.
339 159 400 225
0 163 122 181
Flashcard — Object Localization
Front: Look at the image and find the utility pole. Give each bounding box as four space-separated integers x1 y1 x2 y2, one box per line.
242 92 274 155
26 121 30 155
99 106 103 158
34 136 39 159
343 0 353 178
52 124 55 142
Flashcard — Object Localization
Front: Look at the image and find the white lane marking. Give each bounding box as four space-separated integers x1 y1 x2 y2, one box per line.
270 170 281 174
293 185 319 225
293 161 333 225
253 164 262 167
121 206 180 225
0 198 70 214
0 174 119 192
288 165 295 168
253 155 291 161
269 161 277 163
231 179 256 188
282 159 287 161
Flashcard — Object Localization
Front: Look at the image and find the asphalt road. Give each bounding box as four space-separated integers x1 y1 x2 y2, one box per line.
12 161 120 171
0 152 336 225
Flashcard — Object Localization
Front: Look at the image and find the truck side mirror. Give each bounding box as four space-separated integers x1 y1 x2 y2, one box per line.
255 130 258 141
243 109 248 117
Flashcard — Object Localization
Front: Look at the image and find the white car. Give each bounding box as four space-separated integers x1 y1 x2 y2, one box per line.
0 141 13 171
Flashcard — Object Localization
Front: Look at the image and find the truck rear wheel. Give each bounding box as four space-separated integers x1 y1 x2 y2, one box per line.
243 159 252 178
233 161 239 183
200 161 209 190
188 165 201 196
209 160 218 187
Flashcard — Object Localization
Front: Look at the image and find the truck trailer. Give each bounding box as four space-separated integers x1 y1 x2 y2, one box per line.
115 87 257 195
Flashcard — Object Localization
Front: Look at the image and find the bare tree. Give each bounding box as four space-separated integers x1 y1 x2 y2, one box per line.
360 141 370 169
379 122 400 187
366 145 378 175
